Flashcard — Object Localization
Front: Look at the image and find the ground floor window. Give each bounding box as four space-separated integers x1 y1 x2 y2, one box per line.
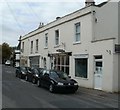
29 56 39 67
75 58 88 78
54 55 69 75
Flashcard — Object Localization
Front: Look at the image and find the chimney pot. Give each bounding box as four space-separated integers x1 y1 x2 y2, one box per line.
85 0 95 6
56 17 61 20
38 22 44 28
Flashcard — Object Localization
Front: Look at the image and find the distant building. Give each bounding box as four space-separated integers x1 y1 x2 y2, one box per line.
14 36 21 67
20 0 120 92
14 50 20 67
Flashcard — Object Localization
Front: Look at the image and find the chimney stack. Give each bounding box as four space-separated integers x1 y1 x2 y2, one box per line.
85 0 95 7
38 22 44 28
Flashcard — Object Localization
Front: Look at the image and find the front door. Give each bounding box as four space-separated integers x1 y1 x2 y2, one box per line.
94 60 103 90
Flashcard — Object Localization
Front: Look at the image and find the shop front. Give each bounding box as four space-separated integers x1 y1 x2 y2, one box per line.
48 51 72 75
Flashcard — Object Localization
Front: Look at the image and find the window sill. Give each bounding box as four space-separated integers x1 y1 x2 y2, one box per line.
54 45 60 48
73 41 81 45
44 47 48 49
75 76 88 80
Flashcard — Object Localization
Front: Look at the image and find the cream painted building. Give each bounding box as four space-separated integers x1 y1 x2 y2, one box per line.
20 0 120 92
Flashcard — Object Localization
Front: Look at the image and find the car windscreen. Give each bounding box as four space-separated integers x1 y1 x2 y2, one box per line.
21 67 27 72
50 71 59 78
26 67 31 72
50 71 69 79
34 69 39 74
38 68 43 73
57 71 69 79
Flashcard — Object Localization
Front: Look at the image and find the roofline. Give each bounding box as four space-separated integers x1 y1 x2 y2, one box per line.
21 1 108 40
21 11 92 41
22 6 90 36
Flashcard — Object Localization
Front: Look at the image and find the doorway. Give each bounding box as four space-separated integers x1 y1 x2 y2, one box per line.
94 56 103 90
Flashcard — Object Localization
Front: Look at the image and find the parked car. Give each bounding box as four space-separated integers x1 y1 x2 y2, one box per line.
25 67 43 82
31 67 44 84
15 66 31 79
37 69 79 93
5 60 11 66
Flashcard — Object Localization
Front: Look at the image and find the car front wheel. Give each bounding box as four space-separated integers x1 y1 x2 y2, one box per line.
37 80 41 87
49 84 54 93
15 73 18 77
32 78 36 84
25 76 28 81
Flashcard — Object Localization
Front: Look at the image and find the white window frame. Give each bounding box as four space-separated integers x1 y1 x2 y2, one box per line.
74 22 81 43
31 41 33 54
74 54 88 79
55 30 59 46
45 33 48 48
36 39 38 53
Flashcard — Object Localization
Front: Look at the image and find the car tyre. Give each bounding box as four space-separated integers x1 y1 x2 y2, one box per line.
15 73 18 77
25 76 28 81
32 78 36 84
37 80 41 87
19 74 22 79
49 84 54 93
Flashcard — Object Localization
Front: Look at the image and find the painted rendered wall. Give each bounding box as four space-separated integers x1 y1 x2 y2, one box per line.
94 2 118 41
72 40 114 92
111 1 120 92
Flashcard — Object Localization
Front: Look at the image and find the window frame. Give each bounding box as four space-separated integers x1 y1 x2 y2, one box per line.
31 41 33 54
74 22 81 43
55 30 60 46
74 57 88 79
36 39 39 53
45 33 48 48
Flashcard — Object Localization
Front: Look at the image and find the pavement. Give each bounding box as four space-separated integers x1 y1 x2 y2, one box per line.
78 86 119 102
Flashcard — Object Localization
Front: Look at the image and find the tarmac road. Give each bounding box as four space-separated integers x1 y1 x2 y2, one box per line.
2 64 119 109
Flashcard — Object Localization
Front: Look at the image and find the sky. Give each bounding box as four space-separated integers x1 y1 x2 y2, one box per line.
0 0 107 47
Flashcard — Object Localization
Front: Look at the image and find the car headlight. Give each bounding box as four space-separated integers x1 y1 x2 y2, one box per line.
57 82 64 85
74 82 78 85
22 71 25 74
35 74 38 77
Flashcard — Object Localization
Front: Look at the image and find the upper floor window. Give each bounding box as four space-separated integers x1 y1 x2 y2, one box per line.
55 30 59 46
31 41 33 54
36 39 38 53
22 42 24 53
75 22 80 42
45 33 48 48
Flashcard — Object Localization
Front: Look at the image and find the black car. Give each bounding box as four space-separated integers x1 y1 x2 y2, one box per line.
15 66 31 79
37 70 78 93
31 67 44 84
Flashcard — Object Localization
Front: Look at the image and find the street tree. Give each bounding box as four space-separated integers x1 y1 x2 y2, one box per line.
2 42 12 63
